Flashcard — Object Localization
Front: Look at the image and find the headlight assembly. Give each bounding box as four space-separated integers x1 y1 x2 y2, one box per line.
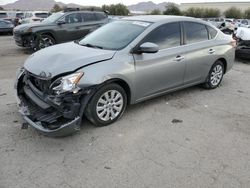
51 72 84 95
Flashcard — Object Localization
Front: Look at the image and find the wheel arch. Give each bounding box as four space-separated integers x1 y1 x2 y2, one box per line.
216 58 227 74
103 78 132 105
34 31 57 43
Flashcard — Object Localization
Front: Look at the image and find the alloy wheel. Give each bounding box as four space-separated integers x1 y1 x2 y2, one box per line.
210 64 223 86
96 90 124 121
38 37 54 49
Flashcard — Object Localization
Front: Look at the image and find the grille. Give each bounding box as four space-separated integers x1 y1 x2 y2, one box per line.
26 72 51 94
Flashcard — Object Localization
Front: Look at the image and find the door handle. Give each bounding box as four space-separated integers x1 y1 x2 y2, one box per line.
209 49 215 54
173 55 184 62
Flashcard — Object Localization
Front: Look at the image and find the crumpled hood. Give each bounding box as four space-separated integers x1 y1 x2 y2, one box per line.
24 42 116 78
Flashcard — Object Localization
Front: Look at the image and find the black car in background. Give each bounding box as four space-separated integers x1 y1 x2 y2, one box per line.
0 19 14 34
13 10 108 50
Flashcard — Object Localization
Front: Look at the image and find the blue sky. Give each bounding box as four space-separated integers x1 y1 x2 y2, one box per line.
1 0 250 6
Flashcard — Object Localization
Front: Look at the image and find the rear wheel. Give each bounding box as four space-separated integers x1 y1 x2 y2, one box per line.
203 61 224 89
85 83 127 127
35 34 55 51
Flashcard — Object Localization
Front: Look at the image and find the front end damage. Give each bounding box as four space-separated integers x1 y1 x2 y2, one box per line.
13 31 36 48
15 68 93 137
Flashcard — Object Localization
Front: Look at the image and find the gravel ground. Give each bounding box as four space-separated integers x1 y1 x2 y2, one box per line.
0 35 250 188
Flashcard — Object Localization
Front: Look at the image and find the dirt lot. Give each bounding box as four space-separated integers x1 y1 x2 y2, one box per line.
0 35 250 188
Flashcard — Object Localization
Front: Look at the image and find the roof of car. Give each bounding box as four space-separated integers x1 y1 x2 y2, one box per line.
63 10 106 14
123 15 204 23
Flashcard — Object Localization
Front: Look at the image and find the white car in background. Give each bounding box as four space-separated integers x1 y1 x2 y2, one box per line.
19 11 50 24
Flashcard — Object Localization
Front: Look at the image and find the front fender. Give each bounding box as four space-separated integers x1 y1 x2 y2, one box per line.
76 58 136 103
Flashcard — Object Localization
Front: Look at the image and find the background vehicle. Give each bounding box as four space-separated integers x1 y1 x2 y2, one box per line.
19 11 50 25
0 11 13 22
0 11 8 20
206 17 237 35
21 11 50 23
13 11 24 26
234 27 250 59
0 19 14 34
236 19 250 28
0 11 24 26
15 16 235 136
13 10 108 51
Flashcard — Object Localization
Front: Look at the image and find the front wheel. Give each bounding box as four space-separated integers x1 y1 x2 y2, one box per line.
203 61 224 89
34 34 55 51
85 83 127 127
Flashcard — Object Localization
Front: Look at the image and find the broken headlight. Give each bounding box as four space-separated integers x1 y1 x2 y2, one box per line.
51 72 84 95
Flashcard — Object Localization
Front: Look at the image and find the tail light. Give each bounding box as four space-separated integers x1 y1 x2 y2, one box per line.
230 39 237 48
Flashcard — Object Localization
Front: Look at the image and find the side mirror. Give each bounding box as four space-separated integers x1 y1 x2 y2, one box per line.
57 20 65 25
134 42 159 54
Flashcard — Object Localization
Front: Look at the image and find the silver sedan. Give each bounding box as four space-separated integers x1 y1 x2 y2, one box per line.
16 16 235 136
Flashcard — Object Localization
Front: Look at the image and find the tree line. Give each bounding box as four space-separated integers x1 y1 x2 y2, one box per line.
50 3 250 19
151 3 250 19
1 3 250 19
51 3 129 16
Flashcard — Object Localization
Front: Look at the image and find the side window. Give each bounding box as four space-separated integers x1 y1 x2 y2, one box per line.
207 26 217 39
82 13 96 22
184 22 209 44
64 13 82 24
141 22 181 50
95 13 107 21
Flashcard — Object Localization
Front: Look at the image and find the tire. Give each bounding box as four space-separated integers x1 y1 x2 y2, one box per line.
203 61 225 89
85 83 127 127
34 34 56 51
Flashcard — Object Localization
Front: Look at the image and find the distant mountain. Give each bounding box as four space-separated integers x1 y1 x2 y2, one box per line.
2 0 175 13
2 0 82 11
128 1 174 13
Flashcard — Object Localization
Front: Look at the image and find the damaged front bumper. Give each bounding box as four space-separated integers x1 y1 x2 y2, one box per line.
20 110 81 137
13 31 36 48
15 69 91 137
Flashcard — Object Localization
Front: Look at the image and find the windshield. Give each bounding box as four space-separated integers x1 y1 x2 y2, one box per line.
79 20 151 50
42 12 64 23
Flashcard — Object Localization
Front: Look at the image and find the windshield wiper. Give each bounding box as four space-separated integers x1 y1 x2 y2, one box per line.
80 43 103 49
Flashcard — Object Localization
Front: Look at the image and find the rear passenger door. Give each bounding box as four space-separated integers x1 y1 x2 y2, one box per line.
183 22 217 84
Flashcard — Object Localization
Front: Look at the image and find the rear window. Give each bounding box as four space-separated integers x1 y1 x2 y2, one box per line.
35 13 48 18
184 22 209 44
0 13 7 18
207 26 218 39
16 13 24 18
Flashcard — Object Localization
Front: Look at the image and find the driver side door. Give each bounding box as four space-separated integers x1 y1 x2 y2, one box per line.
133 22 186 101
